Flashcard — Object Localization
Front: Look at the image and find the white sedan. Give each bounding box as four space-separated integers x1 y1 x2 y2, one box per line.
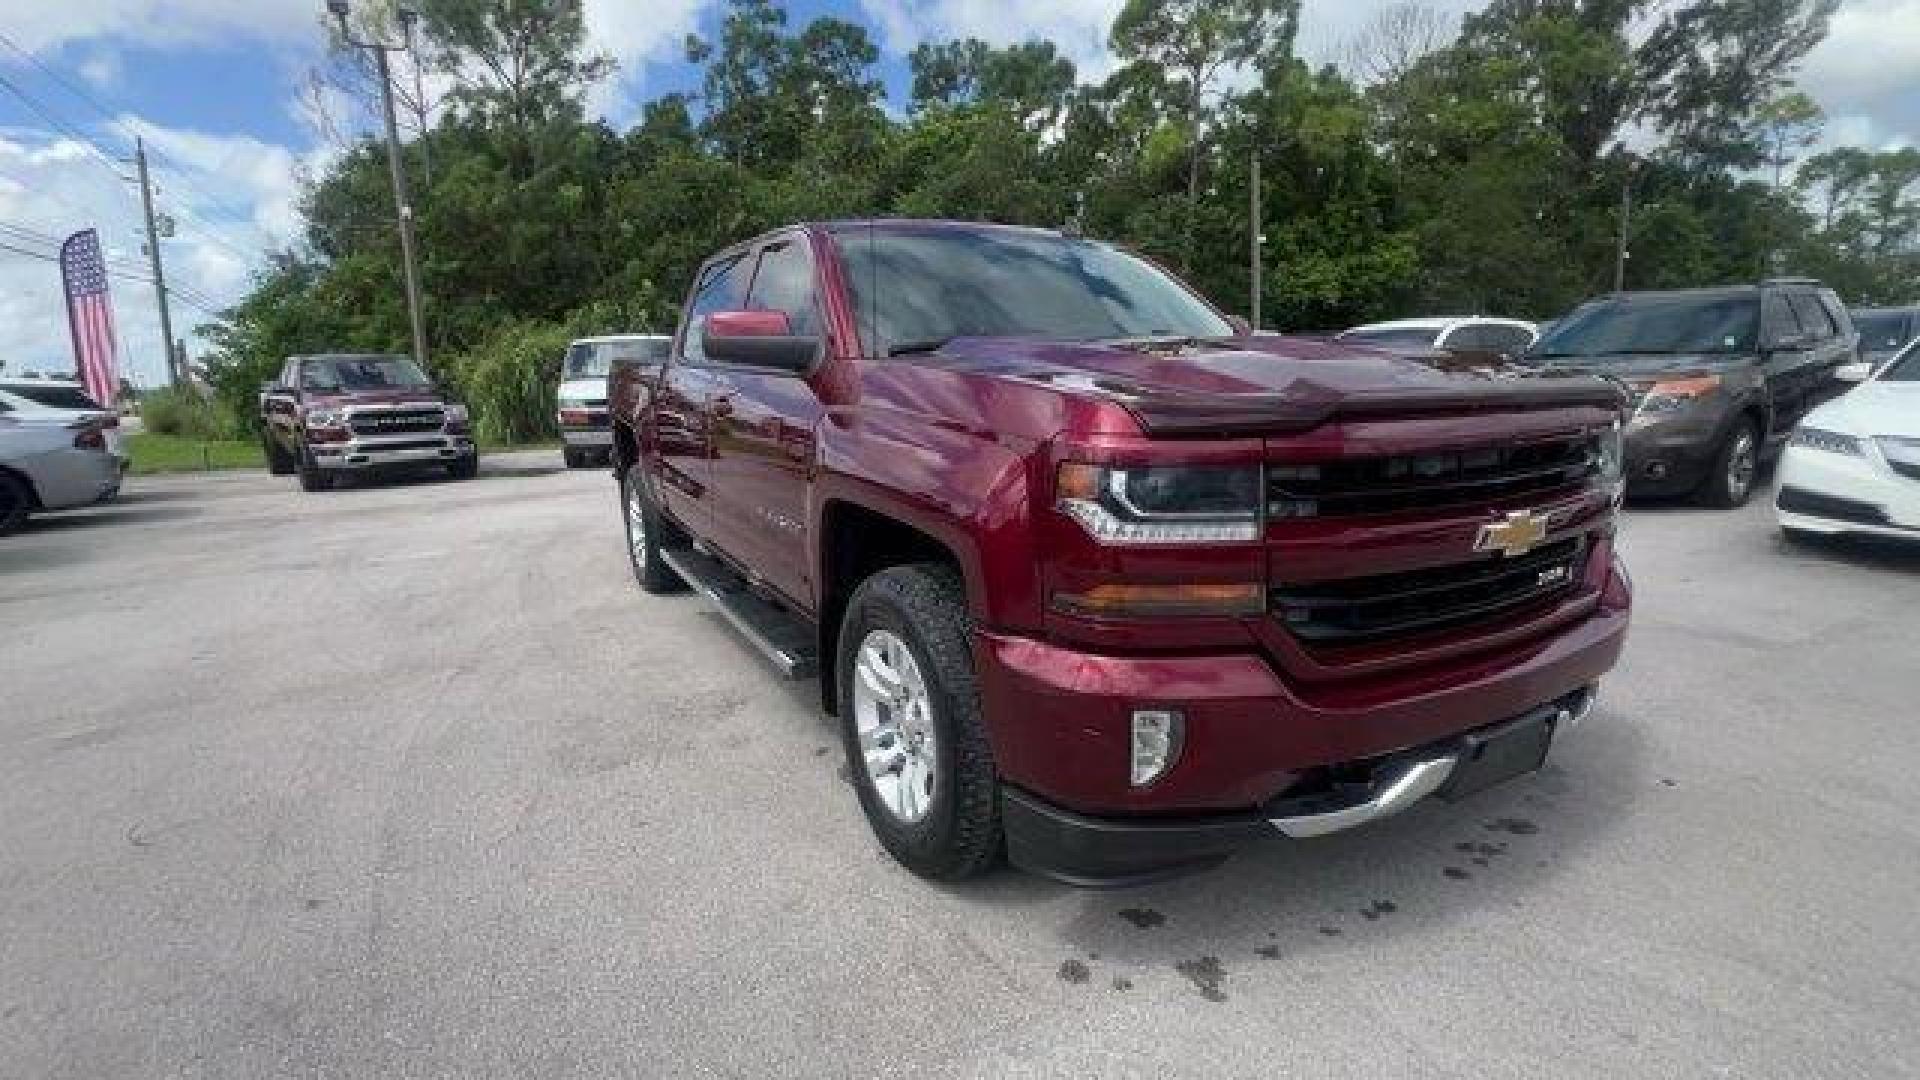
1775 344 1920 541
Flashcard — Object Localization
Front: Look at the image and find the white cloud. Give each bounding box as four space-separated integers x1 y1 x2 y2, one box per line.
859 0 1125 80
1797 0 1920 148
77 49 123 90
5 0 316 54
580 0 710 123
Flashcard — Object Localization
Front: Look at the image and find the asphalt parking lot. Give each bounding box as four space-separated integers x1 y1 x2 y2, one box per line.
3 453 1918 1079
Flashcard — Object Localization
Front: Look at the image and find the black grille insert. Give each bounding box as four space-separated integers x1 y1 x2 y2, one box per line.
1269 437 1595 519
349 409 445 435
1273 538 1586 645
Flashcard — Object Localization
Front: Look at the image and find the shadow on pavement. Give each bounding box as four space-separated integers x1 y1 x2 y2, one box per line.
942 705 1651 992
1775 530 1920 573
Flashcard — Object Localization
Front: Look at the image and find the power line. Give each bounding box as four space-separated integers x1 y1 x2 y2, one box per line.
0 236 223 317
0 67 130 182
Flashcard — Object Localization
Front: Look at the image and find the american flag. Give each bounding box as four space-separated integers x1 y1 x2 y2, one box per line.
60 229 119 408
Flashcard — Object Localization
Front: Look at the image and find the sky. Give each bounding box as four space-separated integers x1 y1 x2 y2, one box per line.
1 0 1916 390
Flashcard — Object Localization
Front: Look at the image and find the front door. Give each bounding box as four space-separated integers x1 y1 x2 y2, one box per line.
704 233 823 613
651 252 753 533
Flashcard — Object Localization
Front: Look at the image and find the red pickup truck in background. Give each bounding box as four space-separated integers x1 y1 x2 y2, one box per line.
608 220 1631 886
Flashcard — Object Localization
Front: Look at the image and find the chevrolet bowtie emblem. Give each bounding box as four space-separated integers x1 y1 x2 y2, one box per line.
1475 509 1550 558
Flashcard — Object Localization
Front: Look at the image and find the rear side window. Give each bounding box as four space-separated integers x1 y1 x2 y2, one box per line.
1787 293 1833 340
1855 311 1915 352
6 384 101 410
681 255 752 363
747 239 819 337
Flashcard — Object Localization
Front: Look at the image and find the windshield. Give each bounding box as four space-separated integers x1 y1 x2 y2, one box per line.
4 383 102 410
565 338 668 379
1881 341 1920 382
839 227 1232 350
1855 311 1914 353
1532 294 1758 360
1337 326 1440 349
300 355 431 392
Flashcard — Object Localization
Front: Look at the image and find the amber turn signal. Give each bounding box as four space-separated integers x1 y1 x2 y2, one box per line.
1052 581 1265 618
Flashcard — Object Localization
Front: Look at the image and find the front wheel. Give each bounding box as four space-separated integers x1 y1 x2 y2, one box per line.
296 447 331 492
563 446 586 469
263 433 295 475
0 470 31 535
621 468 685 594
1697 419 1759 508
836 563 1001 881
446 453 478 481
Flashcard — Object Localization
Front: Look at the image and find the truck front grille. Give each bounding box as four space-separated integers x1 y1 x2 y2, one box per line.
1272 538 1585 645
350 408 445 436
1268 436 1595 519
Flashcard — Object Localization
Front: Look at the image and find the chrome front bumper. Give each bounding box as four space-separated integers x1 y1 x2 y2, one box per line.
561 428 612 448
313 436 474 470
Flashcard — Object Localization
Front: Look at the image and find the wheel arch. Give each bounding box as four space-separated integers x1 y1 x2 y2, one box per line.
815 497 969 717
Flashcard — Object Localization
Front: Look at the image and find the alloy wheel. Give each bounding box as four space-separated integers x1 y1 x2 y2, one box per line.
850 629 938 824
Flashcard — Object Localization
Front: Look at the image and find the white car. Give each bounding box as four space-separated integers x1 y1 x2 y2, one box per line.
0 378 125 461
558 334 669 468
1334 317 1539 356
1775 344 1920 542
0 414 122 534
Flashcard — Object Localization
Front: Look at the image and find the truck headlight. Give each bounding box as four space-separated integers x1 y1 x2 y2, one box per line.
1791 427 1863 456
303 410 343 429
1056 462 1261 544
1596 421 1623 492
444 403 469 425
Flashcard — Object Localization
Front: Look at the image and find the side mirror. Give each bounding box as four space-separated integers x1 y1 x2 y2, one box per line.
702 310 819 374
1835 360 1872 384
1226 315 1252 337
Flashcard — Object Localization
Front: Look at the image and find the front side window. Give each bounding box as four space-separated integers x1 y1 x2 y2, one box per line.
564 343 609 380
838 226 1231 354
1787 293 1832 340
681 255 751 363
1761 294 1802 347
748 239 819 337
1533 293 1759 361
300 355 431 392
1881 340 1920 382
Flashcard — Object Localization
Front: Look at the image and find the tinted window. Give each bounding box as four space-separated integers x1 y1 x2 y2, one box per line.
1787 293 1832 340
840 227 1231 352
1878 340 1920 381
682 255 751 363
563 343 606 379
1338 326 1441 349
748 240 819 336
1855 311 1915 352
1533 293 1758 360
300 355 430 391
1762 294 1802 347
1445 324 1533 353
5 384 101 410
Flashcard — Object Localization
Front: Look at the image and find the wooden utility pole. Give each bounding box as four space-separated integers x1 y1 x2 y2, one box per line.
1249 151 1263 331
134 137 178 388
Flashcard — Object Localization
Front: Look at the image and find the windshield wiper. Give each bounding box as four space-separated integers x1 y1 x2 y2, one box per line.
886 337 951 357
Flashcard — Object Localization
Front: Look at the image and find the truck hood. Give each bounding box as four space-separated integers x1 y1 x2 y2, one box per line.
925 336 1623 435
301 387 448 408
1525 352 1753 385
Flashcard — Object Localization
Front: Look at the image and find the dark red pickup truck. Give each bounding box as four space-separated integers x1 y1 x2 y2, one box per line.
609 220 1631 886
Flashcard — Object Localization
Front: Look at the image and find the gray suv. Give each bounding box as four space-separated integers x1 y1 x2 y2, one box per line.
1526 279 1857 507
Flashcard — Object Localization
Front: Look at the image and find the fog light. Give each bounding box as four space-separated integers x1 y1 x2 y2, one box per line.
1130 709 1184 787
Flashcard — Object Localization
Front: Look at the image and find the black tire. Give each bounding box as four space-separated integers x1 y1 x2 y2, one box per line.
446 453 478 481
1697 419 1760 509
296 447 331 492
563 446 585 469
835 563 1001 881
620 467 686 594
263 433 296 475
0 470 31 535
